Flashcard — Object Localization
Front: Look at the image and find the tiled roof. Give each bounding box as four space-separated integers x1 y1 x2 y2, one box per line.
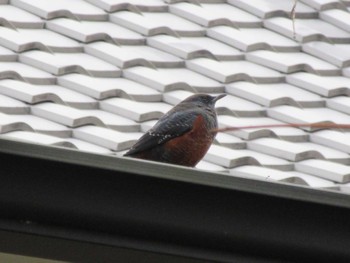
2 0 350 194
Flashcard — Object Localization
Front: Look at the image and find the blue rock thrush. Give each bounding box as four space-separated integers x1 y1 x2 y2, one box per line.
124 93 226 167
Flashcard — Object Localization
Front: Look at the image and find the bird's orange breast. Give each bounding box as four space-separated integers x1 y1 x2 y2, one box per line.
163 115 215 167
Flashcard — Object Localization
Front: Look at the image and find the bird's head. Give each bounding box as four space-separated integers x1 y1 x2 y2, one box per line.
182 93 226 108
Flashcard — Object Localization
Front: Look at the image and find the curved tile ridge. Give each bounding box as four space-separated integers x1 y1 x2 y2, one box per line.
295 159 350 183
85 41 183 69
0 131 77 149
72 125 143 151
169 2 261 28
147 35 243 61
11 0 107 21
218 115 308 142
0 5 44 29
246 50 340 76
58 74 161 102
19 50 121 77
110 11 205 37
300 0 347 11
85 0 168 12
286 72 350 97
230 166 309 186
0 79 63 104
186 58 284 83
100 98 172 122
0 112 33 133
247 137 324 162
123 66 224 93
30 102 105 128
46 18 144 45
226 81 324 108
207 26 300 52
228 0 317 19
310 130 350 154
205 144 292 170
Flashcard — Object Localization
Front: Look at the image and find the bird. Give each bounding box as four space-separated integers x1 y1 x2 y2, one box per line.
124 93 226 167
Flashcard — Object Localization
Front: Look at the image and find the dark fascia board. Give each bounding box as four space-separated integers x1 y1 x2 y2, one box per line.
0 137 349 209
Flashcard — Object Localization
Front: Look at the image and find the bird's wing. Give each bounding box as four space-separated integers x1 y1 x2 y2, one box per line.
124 110 198 156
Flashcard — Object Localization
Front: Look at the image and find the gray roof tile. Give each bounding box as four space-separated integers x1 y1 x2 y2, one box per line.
320 9 350 33
19 51 121 77
0 94 29 114
31 103 105 128
218 115 308 141
301 0 347 11
267 106 350 131
9 114 71 138
0 46 17 61
196 160 228 173
0 62 55 84
147 35 243 60
0 112 33 133
0 27 82 53
64 137 113 154
0 131 77 148
169 2 261 27
214 132 246 149
85 0 168 12
246 50 340 75
264 17 350 43
46 18 145 45
302 42 350 67
100 98 172 121
58 73 161 101
286 72 350 97
124 66 224 92
85 41 183 68
186 58 284 83
295 159 350 183
310 130 350 154
0 4 44 29
326 96 350 115
206 144 292 170
230 166 309 185
226 81 324 107
207 26 300 52
11 0 107 20
81 109 140 132
247 137 324 161
0 79 97 108
72 125 142 151
110 11 205 36
228 0 317 19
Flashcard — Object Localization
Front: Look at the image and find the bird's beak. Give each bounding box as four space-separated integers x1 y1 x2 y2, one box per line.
212 94 226 103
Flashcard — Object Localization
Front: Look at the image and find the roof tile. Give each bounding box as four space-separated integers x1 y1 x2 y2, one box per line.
295 159 350 183
218 115 308 141
19 51 121 77
124 66 224 92
246 50 340 75
286 72 350 97
72 125 142 151
0 112 33 133
169 2 261 27
264 17 350 43
58 73 161 101
310 130 350 154
147 35 243 60
247 137 324 161
228 0 317 19
46 18 145 45
85 41 183 68
320 9 350 33
0 4 44 29
110 11 205 36
226 81 324 107
207 26 300 52
301 0 347 11
186 58 284 83
100 98 172 121
11 0 107 20
85 0 168 12
31 103 105 127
